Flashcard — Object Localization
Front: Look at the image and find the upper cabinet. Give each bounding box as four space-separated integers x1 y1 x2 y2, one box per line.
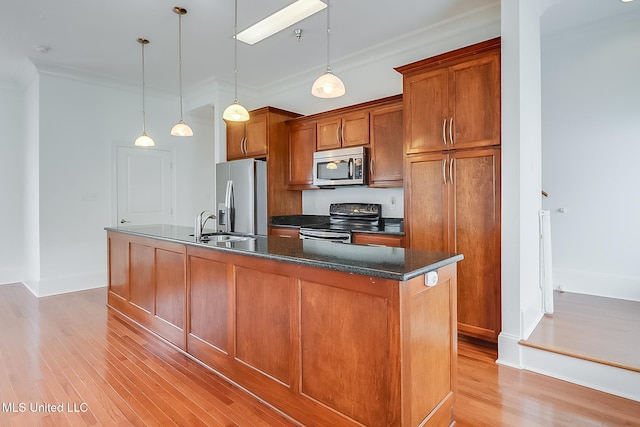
226 111 269 160
369 99 403 187
396 38 501 154
225 107 300 161
287 121 317 190
316 110 370 150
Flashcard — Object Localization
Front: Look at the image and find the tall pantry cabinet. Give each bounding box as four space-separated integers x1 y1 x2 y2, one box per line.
396 38 502 342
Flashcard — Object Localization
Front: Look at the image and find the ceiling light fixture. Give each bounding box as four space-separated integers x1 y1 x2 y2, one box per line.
311 0 345 98
170 6 193 137
223 0 250 122
134 38 155 147
236 0 326 45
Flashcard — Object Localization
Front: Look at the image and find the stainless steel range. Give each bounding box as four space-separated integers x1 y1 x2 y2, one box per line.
299 203 382 243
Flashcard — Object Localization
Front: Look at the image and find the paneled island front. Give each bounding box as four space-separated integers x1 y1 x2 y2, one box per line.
105 225 463 427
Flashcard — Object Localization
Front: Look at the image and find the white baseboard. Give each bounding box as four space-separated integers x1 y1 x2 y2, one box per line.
521 344 640 402
25 271 107 297
497 332 522 368
554 268 640 302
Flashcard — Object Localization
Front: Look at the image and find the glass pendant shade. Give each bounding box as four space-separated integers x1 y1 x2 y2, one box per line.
135 132 155 147
171 7 193 137
224 0 250 123
223 101 250 122
170 120 194 136
312 68 345 98
135 38 154 147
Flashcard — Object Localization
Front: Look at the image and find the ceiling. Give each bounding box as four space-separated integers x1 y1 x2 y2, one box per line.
1 0 639 94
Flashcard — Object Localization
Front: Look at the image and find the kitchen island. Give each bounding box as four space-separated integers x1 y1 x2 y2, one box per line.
105 225 463 427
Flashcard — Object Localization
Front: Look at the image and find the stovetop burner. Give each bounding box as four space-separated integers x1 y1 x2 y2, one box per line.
328 203 381 226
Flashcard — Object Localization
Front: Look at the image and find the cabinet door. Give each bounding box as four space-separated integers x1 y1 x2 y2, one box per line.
288 122 316 188
451 148 501 341
341 111 369 147
405 153 450 252
316 117 342 151
226 122 246 160
449 53 501 149
403 67 449 154
244 112 268 157
369 103 403 187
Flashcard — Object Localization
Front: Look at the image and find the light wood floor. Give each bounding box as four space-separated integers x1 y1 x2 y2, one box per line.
0 284 638 426
521 291 640 372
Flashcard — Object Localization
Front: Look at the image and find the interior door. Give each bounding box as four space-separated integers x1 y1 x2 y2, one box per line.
116 146 174 226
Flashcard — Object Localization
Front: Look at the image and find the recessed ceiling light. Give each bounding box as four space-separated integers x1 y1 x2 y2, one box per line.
236 0 327 45
621 0 635 3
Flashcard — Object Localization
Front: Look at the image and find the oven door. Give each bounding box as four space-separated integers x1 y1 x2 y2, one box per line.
299 227 351 243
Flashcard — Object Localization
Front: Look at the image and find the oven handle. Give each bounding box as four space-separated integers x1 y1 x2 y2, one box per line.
299 228 351 243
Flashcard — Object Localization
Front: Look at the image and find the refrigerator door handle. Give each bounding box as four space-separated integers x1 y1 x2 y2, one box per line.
225 180 235 232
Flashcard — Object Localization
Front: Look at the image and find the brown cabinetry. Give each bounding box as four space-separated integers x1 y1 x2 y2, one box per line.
287 121 317 189
286 95 403 189
226 106 302 217
352 232 404 247
398 39 501 155
268 226 299 239
108 229 459 427
316 110 369 150
398 38 502 342
107 231 186 349
226 109 269 160
369 101 404 187
405 148 501 342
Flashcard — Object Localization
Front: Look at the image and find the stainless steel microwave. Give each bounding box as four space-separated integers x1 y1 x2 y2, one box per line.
313 146 368 187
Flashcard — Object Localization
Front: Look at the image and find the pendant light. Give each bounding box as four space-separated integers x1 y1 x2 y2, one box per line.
170 6 194 136
134 38 155 147
223 0 250 122
311 0 345 98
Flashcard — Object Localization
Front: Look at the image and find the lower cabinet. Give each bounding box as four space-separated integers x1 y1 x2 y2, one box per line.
107 232 186 349
405 147 501 342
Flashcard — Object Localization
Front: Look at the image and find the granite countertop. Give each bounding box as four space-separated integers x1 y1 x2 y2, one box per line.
106 225 461 282
270 215 405 235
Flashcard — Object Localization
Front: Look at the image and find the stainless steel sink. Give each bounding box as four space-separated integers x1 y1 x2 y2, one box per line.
190 232 255 243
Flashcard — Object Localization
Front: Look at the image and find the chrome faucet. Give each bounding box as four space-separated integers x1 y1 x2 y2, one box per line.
195 210 216 241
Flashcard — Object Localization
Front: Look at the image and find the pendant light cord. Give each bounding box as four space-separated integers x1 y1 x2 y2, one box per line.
178 12 185 120
326 0 331 72
140 39 148 133
233 0 239 103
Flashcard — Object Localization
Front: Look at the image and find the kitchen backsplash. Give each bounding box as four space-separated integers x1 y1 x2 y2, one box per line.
302 187 404 218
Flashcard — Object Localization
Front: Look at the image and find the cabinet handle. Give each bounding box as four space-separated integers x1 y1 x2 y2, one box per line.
370 158 375 177
341 124 345 144
449 157 454 184
442 119 447 146
336 126 340 145
449 117 454 145
243 137 248 154
442 159 447 185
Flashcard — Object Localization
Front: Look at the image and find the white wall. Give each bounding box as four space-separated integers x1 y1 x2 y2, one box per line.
541 11 640 301
12 71 217 296
0 84 25 284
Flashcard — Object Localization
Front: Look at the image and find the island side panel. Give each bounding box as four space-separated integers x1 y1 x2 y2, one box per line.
400 263 457 427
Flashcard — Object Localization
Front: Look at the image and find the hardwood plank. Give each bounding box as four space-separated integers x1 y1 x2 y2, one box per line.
522 291 640 372
0 283 638 426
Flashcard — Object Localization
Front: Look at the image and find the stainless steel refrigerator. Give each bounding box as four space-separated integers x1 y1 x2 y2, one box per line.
215 158 267 235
